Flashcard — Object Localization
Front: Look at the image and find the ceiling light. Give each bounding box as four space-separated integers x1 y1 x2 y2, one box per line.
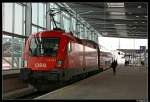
134 22 138 23
79 10 94 15
102 32 108 35
136 16 139 18
110 12 125 15
142 22 145 23
107 3 124 7
144 16 148 17
137 5 142 8
115 24 126 25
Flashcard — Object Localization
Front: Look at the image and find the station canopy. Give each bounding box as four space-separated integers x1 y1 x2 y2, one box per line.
67 2 148 39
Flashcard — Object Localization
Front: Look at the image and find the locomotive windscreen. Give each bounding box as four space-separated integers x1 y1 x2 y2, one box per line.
29 38 59 57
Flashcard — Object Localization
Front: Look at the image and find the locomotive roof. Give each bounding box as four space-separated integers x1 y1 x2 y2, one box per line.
30 29 99 49
64 33 99 49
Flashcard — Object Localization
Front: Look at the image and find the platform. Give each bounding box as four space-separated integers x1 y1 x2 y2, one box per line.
35 65 148 100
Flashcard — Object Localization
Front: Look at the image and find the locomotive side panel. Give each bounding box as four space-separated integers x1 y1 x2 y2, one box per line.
64 41 85 79
84 46 98 72
64 40 99 80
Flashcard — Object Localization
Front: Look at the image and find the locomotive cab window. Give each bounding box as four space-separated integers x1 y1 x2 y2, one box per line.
68 41 72 53
29 38 60 57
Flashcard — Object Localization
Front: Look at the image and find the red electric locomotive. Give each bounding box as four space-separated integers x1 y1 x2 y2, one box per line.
20 9 114 90
20 28 104 89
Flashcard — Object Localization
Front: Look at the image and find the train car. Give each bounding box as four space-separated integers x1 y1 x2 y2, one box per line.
99 45 114 70
20 28 102 89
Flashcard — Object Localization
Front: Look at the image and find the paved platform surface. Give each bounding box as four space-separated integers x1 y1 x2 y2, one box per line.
35 65 148 100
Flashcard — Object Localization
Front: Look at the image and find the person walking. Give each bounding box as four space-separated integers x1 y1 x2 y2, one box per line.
111 60 117 75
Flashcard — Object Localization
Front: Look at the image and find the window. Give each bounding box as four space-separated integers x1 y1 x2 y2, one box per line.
3 3 25 35
12 37 24 68
90 31 92 40
2 35 12 70
29 38 60 57
63 14 70 32
32 3 38 25
3 3 13 32
91 32 94 41
39 3 46 27
32 26 38 33
39 3 44 27
32 3 46 33
2 35 25 70
72 17 76 33
86 29 89 39
81 26 85 39
14 3 23 34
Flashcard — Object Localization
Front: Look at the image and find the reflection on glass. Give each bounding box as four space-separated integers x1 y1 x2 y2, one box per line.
2 35 12 70
13 37 24 68
2 35 25 70
29 38 60 57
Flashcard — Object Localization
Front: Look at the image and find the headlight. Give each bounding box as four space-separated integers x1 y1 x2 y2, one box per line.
57 60 62 65
56 60 62 67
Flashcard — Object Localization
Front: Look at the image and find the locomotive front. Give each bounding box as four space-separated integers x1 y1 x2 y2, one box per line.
20 31 68 84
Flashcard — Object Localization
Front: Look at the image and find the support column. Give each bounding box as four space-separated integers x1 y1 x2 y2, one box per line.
60 11 64 30
11 3 15 69
25 3 32 36
46 3 50 30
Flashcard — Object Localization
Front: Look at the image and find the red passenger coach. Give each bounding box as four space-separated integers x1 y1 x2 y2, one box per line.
20 28 114 89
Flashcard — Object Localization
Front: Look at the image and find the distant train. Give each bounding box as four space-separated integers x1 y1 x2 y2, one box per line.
20 28 114 89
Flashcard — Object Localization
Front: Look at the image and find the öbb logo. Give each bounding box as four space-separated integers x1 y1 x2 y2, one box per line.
34 63 47 67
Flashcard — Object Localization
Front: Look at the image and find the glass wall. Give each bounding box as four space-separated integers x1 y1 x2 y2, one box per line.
2 3 26 70
71 17 76 33
12 37 25 68
2 2 99 70
2 35 12 70
63 12 71 32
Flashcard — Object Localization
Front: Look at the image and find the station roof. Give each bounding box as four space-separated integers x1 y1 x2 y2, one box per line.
67 2 148 39
117 49 148 54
